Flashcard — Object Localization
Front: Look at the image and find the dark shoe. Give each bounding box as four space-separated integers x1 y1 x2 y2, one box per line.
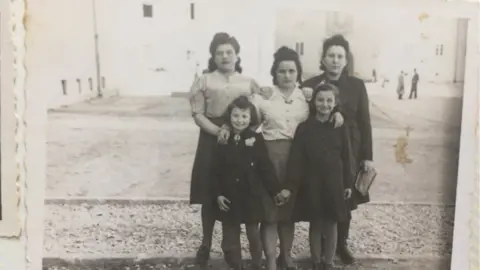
322 262 334 270
195 245 210 267
277 255 297 270
312 262 324 270
336 241 356 265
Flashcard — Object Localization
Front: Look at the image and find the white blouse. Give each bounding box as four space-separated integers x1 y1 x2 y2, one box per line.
253 86 310 141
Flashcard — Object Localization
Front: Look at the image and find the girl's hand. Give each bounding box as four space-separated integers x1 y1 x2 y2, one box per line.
362 160 375 172
330 112 344 128
301 87 313 101
217 196 231 211
217 125 230 144
344 188 352 199
259 86 274 100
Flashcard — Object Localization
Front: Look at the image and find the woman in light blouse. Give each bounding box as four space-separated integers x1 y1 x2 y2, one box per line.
189 32 262 268
253 47 344 270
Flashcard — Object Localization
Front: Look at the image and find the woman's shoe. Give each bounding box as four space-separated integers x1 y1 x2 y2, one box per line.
195 245 210 267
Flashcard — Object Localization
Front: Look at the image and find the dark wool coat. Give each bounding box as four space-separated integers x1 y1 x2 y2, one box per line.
210 129 281 224
284 118 355 222
302 73 373 209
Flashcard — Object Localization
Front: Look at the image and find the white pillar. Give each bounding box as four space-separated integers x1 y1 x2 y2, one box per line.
454 18 468 83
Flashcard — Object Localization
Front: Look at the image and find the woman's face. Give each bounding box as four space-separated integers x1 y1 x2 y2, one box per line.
230 107 251 132
322 45 347 75
214 43 238 73
314 90 336 116
275 60 298 90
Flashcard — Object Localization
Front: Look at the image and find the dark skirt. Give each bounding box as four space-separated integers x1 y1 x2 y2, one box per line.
189 117 225 205
347 127 370 211
261 140 295 223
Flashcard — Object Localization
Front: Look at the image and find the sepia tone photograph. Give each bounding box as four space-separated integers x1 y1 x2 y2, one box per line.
25 0 478 269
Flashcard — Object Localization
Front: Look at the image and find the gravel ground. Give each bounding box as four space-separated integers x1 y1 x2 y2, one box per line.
43 258 450 270
43 203 454 258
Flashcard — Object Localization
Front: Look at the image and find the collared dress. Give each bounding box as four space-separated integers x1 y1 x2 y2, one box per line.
189 70 261 205
251 86 310 222
284 117 355 222
210 129 281 224
302 73 373 210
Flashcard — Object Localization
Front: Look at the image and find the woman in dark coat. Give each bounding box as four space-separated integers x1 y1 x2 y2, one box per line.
301 34 374 264
210 96 286 270
189 32 262 268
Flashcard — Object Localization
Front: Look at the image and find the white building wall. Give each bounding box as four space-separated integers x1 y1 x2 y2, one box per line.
95 0 274 96
274 10 466 84
26 0 111 109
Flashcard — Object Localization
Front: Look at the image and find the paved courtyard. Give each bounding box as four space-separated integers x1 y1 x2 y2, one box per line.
43 82 463 267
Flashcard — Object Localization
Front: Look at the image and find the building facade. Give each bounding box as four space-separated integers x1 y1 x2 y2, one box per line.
275 9 468 84
26 1 469 109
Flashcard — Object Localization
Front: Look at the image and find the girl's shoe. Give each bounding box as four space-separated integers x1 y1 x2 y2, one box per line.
195 245 210 267
277 256 297 270
321 262 334 270
312 262 324 270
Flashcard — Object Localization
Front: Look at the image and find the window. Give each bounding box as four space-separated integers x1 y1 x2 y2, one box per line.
190 3 195 20
61 80 67 95
143 4 153 18
436 44 444 56
295 42 305 56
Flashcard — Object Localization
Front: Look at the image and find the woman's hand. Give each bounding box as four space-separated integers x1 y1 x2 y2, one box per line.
275 189 291 206
362 160 375 172
330 112 344 128
217 196 231 211
301 87 313 101
344 188 352 199
217 125 230 144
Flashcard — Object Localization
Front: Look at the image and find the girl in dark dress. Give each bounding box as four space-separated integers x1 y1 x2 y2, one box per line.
210 96 289 270
283 83 355 270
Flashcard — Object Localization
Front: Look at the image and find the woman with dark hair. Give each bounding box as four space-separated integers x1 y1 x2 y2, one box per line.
189 32 262 268
301 34 375 265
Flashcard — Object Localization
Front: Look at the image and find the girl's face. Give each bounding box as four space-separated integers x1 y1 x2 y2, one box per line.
230 107 251 132
314 90 336 116
275 60 298 90
214 43 238 73
322 45 347 75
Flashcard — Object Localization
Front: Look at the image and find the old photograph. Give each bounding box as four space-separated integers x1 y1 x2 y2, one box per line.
31 0 478 269
0 5 21 236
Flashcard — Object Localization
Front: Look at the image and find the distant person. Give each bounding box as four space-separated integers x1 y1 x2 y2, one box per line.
409 69 419 99
372 69 377 83
397 71 405 100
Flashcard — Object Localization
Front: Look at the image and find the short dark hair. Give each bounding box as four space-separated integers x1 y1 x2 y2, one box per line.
320 34 350 74
224 96 259 127
207 32 243 73
270 46 303 85
309 83 341 116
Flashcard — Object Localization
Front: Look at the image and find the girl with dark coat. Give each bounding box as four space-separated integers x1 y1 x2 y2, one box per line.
301 34 374 265
210 96 288 270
